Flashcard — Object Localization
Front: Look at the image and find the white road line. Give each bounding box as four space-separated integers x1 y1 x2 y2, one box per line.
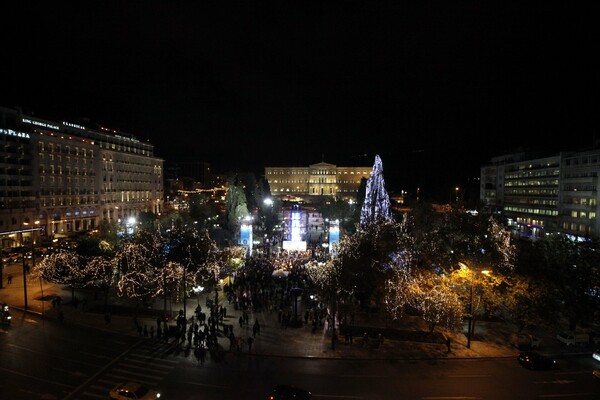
7 343 98 367
129 353 180 364
446 375 491 379
539 394 593 398
109 367 164 381
105 373 155 387
80 390 107 399
339 375 388 379
78 350 110 360
0 365 75 389
177 380 234 390
421 397 481 399
117 362 174 374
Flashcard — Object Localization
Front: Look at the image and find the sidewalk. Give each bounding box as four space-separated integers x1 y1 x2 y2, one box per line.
0 265 593 361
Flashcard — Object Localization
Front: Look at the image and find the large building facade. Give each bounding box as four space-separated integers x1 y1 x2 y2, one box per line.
481 149 600 240
0 106 163 247
264 161 371 201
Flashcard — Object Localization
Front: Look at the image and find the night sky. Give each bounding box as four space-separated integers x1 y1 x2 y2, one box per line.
2 2 597 201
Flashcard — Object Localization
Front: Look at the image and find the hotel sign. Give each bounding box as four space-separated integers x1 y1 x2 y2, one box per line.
22 118 60 130
0 128 30 138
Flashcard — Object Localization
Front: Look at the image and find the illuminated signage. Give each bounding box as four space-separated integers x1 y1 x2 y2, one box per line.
329 220 340 254
239 223 253 255
283 240 307 251
21 118 60 130
62 121 87 130
0 128 30 138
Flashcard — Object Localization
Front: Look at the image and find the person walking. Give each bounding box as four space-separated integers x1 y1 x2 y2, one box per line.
247 336 254 352
253 319 260 337
7 274 12 285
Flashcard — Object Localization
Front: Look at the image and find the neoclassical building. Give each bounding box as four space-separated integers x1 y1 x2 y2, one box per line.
0 106 163 247
264 161 371 201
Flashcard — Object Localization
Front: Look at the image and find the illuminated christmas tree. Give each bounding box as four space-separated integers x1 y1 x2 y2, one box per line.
360 154 393 229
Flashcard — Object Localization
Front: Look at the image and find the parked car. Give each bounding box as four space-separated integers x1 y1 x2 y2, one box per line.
593 369 600 380
267 384 312 400
511 333 541 350
109 382 161 400
589 331 600 345
518 351 558 370
556 332 589 346
593 349 600 362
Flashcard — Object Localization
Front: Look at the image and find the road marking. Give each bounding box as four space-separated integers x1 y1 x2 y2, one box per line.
7 343 99 368
105 373 155 387
128 354 179 365
339 375 388 378
78 350 110 359
80 390 107 399
313 395 364 399
0 365 76 388
119 361 174 372
422 397 481 399
62 339 146 400
178 380 233 390
446 375 490 379
539 394 593 398
52 367 88 378
110 367 164 381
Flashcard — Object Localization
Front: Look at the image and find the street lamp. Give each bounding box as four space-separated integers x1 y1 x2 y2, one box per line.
22 222 29 309
459 262 490 349
455 187 460 203
192 285 204 306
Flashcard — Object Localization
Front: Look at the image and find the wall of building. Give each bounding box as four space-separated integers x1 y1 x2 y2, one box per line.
0 106 163 247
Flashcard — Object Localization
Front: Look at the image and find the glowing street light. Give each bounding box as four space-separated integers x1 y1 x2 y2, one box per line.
459 262 490 349
192 285 204 306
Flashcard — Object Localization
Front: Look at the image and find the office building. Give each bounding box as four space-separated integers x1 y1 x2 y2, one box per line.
481 148 600 240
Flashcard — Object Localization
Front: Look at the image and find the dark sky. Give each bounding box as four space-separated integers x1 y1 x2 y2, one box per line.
2 2 598 201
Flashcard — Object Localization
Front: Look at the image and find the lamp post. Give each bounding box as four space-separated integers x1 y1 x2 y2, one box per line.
192 285 204 306
459 262 489 349
467 276 474 348
21 223 29 309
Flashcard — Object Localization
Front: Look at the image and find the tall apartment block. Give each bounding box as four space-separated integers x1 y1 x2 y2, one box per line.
0 106 163 248
480 149 600 240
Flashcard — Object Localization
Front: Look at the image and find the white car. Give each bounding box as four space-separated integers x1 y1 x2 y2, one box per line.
109 382 161 400
593 349 600 362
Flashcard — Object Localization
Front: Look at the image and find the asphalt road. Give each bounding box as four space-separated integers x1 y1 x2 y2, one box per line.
2 309 600 400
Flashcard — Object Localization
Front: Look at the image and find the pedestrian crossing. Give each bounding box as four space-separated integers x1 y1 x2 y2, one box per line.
72 340 179 400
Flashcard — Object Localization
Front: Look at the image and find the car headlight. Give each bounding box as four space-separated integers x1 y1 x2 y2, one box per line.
156 393 161 399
